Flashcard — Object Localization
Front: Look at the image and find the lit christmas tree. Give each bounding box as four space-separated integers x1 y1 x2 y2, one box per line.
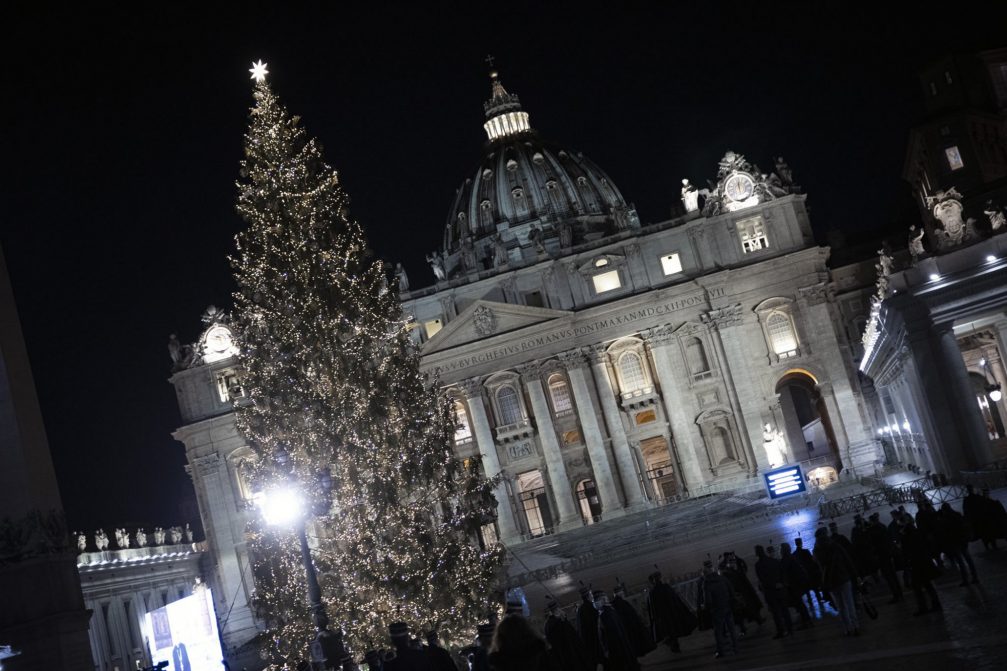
231 62 503 663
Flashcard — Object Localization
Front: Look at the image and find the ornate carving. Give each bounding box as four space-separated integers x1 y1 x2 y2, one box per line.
624 243 641 258
192 454 221 477
0 509 72 562
507 442 534 460
985 200 1005 232
457 377 485 399
641 324 676 347
701 304 743 330
585 343 610 366
926 188 974 250
798 282 831 305
681 178 700 213
557 349 589 370
516 361 546 382
701 151 796 216
908 225 925 264
473 305 498 337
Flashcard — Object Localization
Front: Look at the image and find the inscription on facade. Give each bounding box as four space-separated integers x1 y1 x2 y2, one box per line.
433 294 708 374
508 443 533 460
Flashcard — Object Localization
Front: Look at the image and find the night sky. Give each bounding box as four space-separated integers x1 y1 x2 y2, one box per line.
5 3 1006 534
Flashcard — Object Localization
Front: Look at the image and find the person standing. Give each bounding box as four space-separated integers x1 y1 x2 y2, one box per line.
645 571 695 653
385 623 435 671
543 600 591 671
425 631 460 671
901 520 942 615
962 485 990 549
574 587 600 669
698 560 737 659
611 585 655 657
792 537 825 608
593 591 639 671
814 528 860 636
488 615 558 671
719 554 763 635
937 503 979 586
779 542 812 627
754 545 792 639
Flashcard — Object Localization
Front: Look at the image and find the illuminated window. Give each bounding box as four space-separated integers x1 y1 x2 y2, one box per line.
945 146 964 171
660 252 683 276
619 352 647 392
215 369 242 403
592 270 622 293
496 385 522 425
454 402 472 443
424 318 443 339
547 375 573 415
562 430 582 445
767 312 798 356
737 217 769 253
635 409 657 425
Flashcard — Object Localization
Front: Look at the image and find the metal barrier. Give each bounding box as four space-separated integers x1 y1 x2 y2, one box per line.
819 469 1007 518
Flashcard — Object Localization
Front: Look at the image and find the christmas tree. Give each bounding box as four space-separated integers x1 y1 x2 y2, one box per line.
231 62 504 663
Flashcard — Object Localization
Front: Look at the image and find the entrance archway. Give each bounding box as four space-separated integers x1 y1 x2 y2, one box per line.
575 479 602 524
775 370 842 470
516 470 553 538
640 436 678 502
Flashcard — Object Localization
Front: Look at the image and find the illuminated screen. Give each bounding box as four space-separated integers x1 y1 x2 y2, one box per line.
763 464 807 500
145 588 224 671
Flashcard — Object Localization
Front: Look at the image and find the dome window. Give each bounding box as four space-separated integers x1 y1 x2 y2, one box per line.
594 258 609 268
506 159 519 172
532 152 545 164
480 199 493 211
482 168 493 180
457 212 467 222
577 176 588 186
558 150 569 159
545 180 558 191
512 187 524 200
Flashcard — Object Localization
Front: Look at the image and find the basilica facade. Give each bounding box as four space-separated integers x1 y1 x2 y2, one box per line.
167 69 882 656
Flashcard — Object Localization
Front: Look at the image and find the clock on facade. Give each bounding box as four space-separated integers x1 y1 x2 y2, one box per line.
202 325 236 362
724 173 756 202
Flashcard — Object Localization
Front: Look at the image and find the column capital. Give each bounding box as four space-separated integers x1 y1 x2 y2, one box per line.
457 377 485 399
641 324 677 348
192 453 221 477
585 342 610 365
798 281 833 305
557 348 590 370
516 361 547 383
700 303 744 330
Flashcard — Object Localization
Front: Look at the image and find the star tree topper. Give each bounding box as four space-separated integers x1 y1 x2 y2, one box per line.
249 60 269 83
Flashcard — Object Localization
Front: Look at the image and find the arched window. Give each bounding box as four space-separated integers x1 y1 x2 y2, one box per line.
619 352 647 393
547 374 573 415
496 385 522 425
685 337 710 375
767 312 798 356
454 401 472 443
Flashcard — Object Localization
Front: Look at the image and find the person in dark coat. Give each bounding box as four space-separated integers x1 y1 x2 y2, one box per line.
901 520 942 615
962 485 991 548
611 585 655 657
814 528 860 636
488 615 558 671
719 554 762 635
754 545 792 639
850 515 878 580
793 537 825 607
425 631 460 671
593 591 638 671
385 623 435 671
937 503 979 585
574 586 600 669
464 623 495 671
645 571 695 652
983 486 1007 547
867 512 904 603
779 542 812 626
698 560 737 659
543 600 591 671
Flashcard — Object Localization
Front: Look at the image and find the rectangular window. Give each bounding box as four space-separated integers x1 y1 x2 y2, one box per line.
737 217 769 253
592 269 622 293
660 252 683 276
524 290 545 308
945 146 964 171
424 318 443 339
215 369 241 403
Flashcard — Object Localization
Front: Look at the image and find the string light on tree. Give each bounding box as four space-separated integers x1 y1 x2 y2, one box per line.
230 63 503 664
249 59 269 83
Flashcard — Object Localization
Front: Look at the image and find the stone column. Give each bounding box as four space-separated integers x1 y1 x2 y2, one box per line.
586 346 649 507
642 326 707 489
557 350 625 517
520 364 581 530
458 379 521 543
935 327 993 467
701 305 760 472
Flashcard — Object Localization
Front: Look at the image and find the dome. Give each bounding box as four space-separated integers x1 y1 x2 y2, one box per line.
436 70 637 280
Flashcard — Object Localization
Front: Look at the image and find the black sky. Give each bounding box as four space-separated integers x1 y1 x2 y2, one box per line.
4 2 1006 533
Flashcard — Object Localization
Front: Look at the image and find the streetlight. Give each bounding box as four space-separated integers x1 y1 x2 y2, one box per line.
256 446 348 671
980 359 1003 403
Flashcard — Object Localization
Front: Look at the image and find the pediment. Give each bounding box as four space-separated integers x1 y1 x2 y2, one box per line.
421 300 572 354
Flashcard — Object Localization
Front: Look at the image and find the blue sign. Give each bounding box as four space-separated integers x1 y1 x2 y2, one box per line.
763 464 806 499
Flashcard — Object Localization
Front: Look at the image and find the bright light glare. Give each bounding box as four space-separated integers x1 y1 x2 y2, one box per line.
991 388 1003 403
902 420 911 431
987 255 997 263
257 487 304 526
929 273 940 281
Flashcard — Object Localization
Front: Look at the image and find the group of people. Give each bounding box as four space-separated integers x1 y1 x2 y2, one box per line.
325 490 1005 670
